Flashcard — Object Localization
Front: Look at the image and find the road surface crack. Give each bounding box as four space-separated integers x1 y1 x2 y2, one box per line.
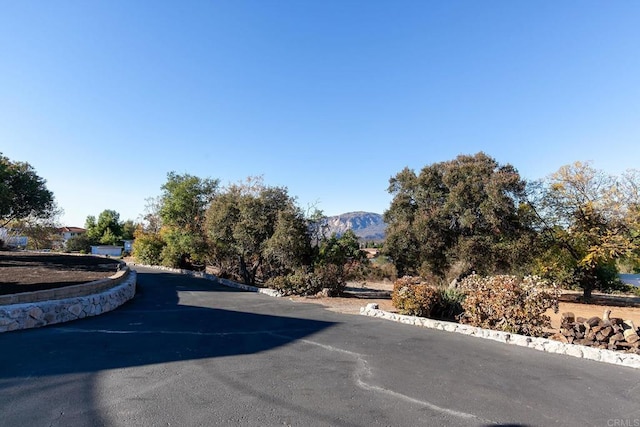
268 333 493 424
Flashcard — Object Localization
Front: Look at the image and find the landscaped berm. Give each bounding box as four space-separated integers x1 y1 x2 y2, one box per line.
0 251 121 295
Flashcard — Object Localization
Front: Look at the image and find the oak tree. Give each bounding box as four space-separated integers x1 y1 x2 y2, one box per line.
384 152 534 281
205 178 310 285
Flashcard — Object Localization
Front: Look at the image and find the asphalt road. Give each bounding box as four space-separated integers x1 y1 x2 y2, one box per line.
1 267 639 427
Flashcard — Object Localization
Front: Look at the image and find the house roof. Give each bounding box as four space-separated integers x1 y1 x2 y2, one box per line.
58 227 86 233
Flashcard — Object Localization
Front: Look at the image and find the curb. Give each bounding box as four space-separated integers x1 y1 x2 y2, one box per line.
128 263 282 297
359 304 640 370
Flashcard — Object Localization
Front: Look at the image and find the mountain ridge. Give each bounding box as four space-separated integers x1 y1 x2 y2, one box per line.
324 211 387 242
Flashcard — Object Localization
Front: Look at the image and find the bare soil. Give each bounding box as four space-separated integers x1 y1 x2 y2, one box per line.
0 251 121 295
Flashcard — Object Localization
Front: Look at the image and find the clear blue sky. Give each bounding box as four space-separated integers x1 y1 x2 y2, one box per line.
2 1 639 227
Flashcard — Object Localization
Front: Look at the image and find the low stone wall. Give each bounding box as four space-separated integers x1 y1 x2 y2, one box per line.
0 265 129 305
360 304 640 370
0 269 137 333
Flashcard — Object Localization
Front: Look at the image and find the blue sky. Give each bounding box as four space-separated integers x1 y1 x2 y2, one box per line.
2 1 639 227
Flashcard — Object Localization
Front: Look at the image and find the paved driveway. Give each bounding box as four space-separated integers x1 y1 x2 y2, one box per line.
1 267 639 426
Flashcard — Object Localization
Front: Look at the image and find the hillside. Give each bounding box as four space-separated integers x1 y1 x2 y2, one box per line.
325 211 387 242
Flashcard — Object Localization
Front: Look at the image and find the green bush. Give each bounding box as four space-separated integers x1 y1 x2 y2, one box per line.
267 272 308 296
266 264 348 296
392 276 440 317
432 287 466 321
458 274 559 336
65 234 92 253
132 234 166 266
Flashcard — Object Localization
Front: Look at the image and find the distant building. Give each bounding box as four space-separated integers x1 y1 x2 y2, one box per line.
58 226 86 243
0 227 28 248
123 240 134 253
91 245 123 257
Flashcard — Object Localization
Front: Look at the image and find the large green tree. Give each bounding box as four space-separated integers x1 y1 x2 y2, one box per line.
532 162 640 298
205 179 311 285
158 172 219 268
0 153 55 228
384 152 534 280
85 210 124 245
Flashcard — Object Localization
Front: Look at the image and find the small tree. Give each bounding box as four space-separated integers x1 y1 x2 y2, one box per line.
316 230 367 283
158 172 218 268
532 162 639 298
121 220 136 240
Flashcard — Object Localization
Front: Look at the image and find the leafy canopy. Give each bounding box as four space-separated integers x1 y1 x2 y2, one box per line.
205 178 310 285
158 172 219 268
532 162 640 298
0 153 55 228
384 152 534 280
85 210 124 246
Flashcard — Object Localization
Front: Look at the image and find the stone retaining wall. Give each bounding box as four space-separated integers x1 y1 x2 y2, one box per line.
360 304 640 370
0 269 136 333
0 264 129 305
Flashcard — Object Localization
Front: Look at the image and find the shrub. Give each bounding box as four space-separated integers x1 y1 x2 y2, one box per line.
392 276 440 317
266 264 347 296
65 234 92 253
267 271 309 296
313 263 346 294
432 287 466 321
132 234 166 266
362 257 397 282
458 274 559 336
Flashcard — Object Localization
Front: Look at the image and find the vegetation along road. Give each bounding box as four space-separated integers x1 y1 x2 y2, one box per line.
1 267 639 426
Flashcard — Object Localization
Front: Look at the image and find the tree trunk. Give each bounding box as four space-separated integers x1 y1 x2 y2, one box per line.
239 256 252 285
579 266 596 300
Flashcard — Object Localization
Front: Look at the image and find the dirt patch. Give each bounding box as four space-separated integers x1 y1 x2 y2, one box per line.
0 251 121 295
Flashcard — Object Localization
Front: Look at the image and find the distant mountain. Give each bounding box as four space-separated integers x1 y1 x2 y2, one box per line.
324 211 387 242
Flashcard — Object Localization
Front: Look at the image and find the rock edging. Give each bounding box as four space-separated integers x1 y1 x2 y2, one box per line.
0 264 129 305
359 304 640 370
128 263 282 297
0 270 137 333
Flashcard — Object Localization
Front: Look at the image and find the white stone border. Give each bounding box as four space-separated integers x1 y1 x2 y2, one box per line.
359 304 640 369
127 263 282 297
0 271 137 333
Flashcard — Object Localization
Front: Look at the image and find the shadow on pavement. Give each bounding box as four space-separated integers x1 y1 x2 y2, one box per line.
0 270 336 379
